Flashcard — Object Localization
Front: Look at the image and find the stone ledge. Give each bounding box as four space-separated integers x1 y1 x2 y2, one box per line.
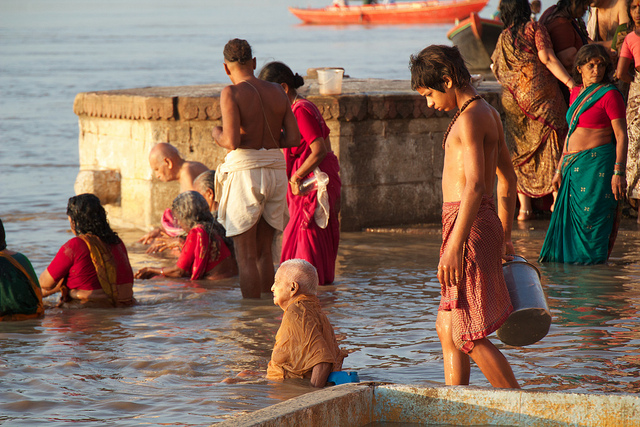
73 79 502 123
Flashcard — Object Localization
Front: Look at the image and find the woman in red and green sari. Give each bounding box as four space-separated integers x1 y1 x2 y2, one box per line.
540 44 628 264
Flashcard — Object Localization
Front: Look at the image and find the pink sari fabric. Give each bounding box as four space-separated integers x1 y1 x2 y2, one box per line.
280 99 341 285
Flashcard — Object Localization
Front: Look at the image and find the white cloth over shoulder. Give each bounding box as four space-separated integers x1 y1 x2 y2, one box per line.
215 148 288 237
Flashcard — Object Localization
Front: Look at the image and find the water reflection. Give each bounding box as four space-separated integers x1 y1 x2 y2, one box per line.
2 223 640 425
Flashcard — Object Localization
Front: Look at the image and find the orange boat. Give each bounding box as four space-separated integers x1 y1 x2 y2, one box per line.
289 0 489 25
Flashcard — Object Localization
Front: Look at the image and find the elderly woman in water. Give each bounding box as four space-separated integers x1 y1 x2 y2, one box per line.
40 194 135 306
539 44 628 264
135 191 237 281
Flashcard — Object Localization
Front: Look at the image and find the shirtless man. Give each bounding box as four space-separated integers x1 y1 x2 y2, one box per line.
212 38 300 299
410 45 520 388
588 0 630 47
139 143 209 246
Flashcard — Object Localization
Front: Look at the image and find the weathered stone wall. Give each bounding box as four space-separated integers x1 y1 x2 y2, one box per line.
73 79 502 231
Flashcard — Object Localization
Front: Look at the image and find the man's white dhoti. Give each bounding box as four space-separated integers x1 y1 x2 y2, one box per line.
215 148 288 237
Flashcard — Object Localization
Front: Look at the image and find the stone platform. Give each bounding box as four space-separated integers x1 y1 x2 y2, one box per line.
73 77 502 231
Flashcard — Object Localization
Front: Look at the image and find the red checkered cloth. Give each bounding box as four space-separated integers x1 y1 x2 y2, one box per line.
439 195 513 353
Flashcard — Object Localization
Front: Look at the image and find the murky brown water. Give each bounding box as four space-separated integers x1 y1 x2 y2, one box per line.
2 220 640 425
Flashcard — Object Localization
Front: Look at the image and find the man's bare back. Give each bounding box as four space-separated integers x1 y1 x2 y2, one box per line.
590 0 630 42
222 78 291 150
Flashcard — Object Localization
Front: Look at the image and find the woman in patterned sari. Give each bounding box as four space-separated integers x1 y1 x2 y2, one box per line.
492 0 576 220
135 191 237 281
540 44 628 264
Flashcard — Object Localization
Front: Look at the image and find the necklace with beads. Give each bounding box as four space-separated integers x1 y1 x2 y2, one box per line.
442 95 483 149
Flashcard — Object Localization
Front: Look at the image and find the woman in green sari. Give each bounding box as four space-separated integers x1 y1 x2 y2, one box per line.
0 218 44 321
539 44 628 264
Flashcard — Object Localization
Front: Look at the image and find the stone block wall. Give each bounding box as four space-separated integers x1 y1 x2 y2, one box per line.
73 79 502 231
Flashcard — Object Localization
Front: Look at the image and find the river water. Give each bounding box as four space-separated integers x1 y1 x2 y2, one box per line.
2 0 640 425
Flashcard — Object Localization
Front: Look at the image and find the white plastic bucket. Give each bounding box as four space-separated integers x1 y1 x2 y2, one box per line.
317 68 344 95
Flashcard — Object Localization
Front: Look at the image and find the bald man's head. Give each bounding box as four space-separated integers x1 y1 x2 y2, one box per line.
149 143 183 182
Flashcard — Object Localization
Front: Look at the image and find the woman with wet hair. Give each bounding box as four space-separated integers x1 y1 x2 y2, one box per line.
40 194 135 306
259 61 341 285
135 191 237 280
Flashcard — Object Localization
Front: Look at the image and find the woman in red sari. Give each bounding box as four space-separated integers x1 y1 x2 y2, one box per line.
39 194 135 306
259 62 341 285
135 191 237 281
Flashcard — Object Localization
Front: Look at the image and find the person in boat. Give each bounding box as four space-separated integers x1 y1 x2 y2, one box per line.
258 61 341 286
267 259 347 388
539 44 628 264
212 38 299 298
139 143 209 252
39 194 135 307
410 45 519 388
0 218 44 321
492 0 576 220
616 0 640 222
540 0 592 103
135 191 237 280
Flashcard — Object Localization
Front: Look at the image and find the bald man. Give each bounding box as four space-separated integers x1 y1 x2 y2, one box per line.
267 259 347 387
148 143 209 192
139 143 209 246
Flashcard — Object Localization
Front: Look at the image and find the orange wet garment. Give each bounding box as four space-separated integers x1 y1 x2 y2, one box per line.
266 294 347 379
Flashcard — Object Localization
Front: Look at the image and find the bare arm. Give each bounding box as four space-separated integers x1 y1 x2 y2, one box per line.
616 56 634 84
437 114 485 288
310 362 332 388
39 268 62 296
556 47 578 71
134 265 188 280
538 47 576 89
289 137 328 196
212 87 242 150
611 117 628 201
495 118 518 256
279 106 301 149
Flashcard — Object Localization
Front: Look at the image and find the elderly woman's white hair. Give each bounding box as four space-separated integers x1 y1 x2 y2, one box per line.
278 259 318 295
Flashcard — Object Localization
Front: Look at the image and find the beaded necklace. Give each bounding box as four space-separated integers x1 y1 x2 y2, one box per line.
442 94 483 148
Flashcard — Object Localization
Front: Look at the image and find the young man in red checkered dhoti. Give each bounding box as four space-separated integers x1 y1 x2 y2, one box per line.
410 45 520 388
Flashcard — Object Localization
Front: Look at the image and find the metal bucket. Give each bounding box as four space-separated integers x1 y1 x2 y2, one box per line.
497 255 551 346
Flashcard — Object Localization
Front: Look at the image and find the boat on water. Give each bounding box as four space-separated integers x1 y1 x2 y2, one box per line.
289 0 489 25
447 12 504 73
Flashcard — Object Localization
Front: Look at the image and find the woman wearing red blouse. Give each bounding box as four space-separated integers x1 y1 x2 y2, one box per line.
135 191 237 281
39 194 135 306
259 62 342 286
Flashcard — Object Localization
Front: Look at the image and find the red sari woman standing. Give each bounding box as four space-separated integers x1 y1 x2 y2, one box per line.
259 62 341 285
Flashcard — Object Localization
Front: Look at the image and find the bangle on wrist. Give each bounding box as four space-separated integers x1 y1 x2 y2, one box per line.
555 169 561 174
613 170 624 176
615 162 625 166
161 267 165 277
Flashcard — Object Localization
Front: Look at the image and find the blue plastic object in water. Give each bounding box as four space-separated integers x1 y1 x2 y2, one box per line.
326 371 360 385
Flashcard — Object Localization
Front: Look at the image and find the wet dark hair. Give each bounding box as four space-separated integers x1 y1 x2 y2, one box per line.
258 61 305 89
223 38 252 65
67 194 121 245
556 0 591 14
572 44 614 85
409 45 471 92
627 0 637 31
0 218 6 251
499 0 531 35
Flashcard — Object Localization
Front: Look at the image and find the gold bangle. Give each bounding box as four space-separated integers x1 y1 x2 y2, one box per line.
161 267 165 277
